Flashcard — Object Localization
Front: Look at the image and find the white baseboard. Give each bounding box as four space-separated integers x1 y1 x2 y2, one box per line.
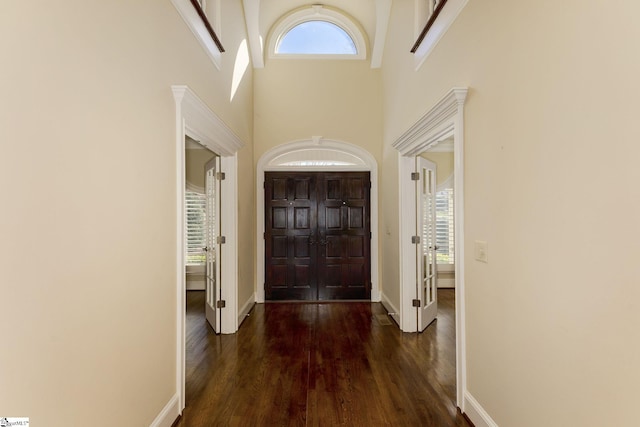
186 280 205 291
149 394 180 427
464 391 498 427
238 294 255 327
380 292 401 326
438 278 455 288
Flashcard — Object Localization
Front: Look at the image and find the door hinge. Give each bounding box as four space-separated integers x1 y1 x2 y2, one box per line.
216 172 226 180
217 236 226 244
216 300 226 308
412 299 421 307
411 172 420 181
411 235 420 244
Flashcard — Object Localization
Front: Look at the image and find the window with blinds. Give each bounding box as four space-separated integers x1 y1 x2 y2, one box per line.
435 188 454 264
185 190 207 265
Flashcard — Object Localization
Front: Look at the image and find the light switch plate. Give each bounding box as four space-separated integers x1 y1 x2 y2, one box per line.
474 240 488 263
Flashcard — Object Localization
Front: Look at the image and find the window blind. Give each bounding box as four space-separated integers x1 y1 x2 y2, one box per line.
435 188 454 264
185 190 207 265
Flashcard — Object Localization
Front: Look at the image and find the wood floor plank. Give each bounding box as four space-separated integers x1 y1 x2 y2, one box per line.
176 290 471 427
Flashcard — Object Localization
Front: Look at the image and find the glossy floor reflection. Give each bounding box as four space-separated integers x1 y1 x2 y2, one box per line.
176 290 470 427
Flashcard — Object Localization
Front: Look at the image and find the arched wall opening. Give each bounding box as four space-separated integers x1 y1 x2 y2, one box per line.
256 138 379 303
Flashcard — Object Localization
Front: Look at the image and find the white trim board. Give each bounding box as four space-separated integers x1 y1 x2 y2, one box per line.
149 394 179 427
380 292 401 326
172 85 244 413
392 87 468 410
170 0 222 70
238 294 255 327
256 138 380 303
413 0 469 70
464 391 499 427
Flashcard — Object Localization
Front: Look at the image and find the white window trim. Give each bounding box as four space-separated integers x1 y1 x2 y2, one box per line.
268 5 367 60
171 0 222 70
413 0 469 70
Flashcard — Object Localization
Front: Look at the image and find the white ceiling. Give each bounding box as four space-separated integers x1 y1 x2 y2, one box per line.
242 0 392 68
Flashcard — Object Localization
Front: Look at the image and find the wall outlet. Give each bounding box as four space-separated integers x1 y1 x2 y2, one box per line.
474 240 488 263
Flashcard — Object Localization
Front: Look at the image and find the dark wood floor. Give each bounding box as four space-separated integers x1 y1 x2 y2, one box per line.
176 290 470 427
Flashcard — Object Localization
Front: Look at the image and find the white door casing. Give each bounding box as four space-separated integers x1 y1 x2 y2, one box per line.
392 87 467 409
172 85 244 412
416 156 438 331
256 138 379 303
204 155 222 333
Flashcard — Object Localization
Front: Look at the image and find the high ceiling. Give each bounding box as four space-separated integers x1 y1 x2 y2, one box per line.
241 0 392 68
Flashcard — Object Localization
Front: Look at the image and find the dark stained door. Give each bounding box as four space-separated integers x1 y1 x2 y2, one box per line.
317 172 371 300
265 172 371 301
264 173 318 300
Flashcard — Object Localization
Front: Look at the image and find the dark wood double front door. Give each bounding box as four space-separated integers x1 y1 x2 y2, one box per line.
265 172 371 301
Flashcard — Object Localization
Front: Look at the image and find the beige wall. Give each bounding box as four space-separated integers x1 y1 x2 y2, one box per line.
382 0 640 425
185 144 215 189
421 151 454 187
0 1 253 426
254 60 382 162
253 59 383 296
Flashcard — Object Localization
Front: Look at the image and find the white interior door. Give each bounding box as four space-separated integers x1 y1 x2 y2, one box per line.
205 155 221 333
416 156 438 331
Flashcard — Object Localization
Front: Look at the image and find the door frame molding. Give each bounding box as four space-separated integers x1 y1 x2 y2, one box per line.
392 87 468 409
172 85 244 412
256 138 379 303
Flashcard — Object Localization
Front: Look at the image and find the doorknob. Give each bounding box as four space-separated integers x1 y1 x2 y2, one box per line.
202 246 209 252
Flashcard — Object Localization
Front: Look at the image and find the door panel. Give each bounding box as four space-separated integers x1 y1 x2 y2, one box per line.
265 173 317 300
317 172 370 300
416 157 438 331
265 171 370 301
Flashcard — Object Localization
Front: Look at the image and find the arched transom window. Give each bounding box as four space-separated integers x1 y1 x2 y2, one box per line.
269 5 367 60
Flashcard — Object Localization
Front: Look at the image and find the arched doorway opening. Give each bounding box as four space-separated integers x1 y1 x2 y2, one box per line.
256 138 379 303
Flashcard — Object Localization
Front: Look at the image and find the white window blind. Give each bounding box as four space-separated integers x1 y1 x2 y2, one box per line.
185 190 206 265
435 188 454 264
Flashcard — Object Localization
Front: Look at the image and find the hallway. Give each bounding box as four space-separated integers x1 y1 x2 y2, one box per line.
176 290 470 426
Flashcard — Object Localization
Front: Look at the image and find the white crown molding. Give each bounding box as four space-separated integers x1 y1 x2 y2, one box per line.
392 87 467 156
170 0 222 70
172 85 244 156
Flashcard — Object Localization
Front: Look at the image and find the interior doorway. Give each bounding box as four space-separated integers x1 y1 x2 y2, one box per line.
393 87 467 409
173 85 244 413
264 171 371 300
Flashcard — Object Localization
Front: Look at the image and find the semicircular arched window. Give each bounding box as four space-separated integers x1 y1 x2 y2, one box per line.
269 5 367 60
277 20 357 55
